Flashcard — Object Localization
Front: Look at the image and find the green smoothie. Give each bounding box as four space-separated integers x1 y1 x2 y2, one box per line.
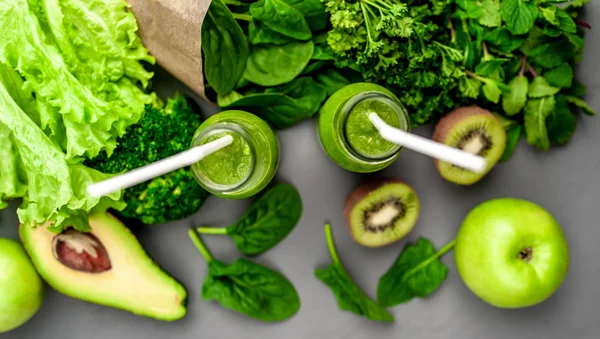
191 110 279 199
345 98 401 159
318 83 409 173
194 131 253 187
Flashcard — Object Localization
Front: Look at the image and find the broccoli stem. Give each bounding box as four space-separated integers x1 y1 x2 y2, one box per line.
324 224 341 264
188 229 214 262
232 13 252 21
196 226 228 235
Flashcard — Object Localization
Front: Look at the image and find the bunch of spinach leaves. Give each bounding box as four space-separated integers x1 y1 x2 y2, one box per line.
324 0 595 159
188 228 301 321
196 183 302 256
202 0 361 129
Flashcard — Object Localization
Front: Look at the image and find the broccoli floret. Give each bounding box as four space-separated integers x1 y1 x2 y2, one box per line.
86 93 210 225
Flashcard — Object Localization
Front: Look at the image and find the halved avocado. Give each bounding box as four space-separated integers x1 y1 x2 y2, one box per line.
19 212 187 321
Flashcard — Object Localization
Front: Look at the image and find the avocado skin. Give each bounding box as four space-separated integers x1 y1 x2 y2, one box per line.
19 212 188 322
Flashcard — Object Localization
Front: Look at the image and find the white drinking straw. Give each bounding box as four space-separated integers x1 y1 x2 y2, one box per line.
87 135 234 198
369 113 487 173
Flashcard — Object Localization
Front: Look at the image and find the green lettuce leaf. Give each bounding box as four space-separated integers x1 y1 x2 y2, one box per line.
0 0 154 160
0 65 125 232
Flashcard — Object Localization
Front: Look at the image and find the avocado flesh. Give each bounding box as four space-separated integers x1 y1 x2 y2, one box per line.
19 212 187 321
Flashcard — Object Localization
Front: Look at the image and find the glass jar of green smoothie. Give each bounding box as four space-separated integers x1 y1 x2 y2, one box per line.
190 110 279 199
318 83 410 173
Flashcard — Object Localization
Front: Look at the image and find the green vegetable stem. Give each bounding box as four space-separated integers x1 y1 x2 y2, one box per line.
315 224 394 322
188 229 301 322
196 184 303 256
377 238 455 308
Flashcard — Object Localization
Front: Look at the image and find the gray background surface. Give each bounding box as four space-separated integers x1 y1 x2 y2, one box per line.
2 4 600 339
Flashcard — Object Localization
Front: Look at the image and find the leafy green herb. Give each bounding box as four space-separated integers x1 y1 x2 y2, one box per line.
528 76 560 98
315 224 394 322
501 0 539 35
544 63 574 88
479 0 502 27
221 77 328 129
502 59 529 116
377 238 454 307
547 96 577 146
524 95 556 151
202 0 249 95
249 0 312 41
564 95 596 116
244 41 315 87
188 229 301 322
196 184 302 256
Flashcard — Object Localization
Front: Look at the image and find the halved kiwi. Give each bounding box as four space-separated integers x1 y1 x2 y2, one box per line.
344 179 420 247
433 106 507 185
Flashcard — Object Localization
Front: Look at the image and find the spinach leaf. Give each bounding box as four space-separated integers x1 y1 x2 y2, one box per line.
315 224 394 322
223 77 328 129
196 184 302 256
377 238 454 307
285 0 329 31
248 20 294 45
188 229 301 322
500 0 539 35
202 0 249 95
244 41 315 87
250 0 312 40
314 69 351 96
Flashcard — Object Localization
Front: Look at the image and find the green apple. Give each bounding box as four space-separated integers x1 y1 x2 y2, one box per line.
0 238 45 333
455 198 569 308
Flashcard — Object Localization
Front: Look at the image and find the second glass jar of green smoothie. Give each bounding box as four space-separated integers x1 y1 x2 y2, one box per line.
190 110 279 199
318 83 410 173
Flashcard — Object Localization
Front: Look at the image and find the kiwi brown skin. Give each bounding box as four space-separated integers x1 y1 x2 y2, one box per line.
343 178 418 248
433 106 505 185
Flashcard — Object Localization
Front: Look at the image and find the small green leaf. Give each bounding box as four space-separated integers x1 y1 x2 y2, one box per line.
564 96 596 116
475 59 507 81
544 63 573 88
528 77 560 98
502 75 529 115
543 24 563 37
481 78 510 104
500 125 522 162
519 26 551 55
456 0 485 18
524 96 556 151
501 0 539 35
377 238 454 307
459 76 482 99
539 5 558 25
556 7 577 33
547 96 577 145
479 0 502 27
565 79 587 98
483 27 526 52
528 39 571 68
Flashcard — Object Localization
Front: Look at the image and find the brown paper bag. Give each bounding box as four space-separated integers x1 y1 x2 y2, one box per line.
127 0 212 101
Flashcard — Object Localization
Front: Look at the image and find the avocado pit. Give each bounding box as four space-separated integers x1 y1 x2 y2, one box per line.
52 229 111 273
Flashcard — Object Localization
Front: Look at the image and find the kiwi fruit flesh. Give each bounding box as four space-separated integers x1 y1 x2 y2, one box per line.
433 106 507 185
344 179 420 247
